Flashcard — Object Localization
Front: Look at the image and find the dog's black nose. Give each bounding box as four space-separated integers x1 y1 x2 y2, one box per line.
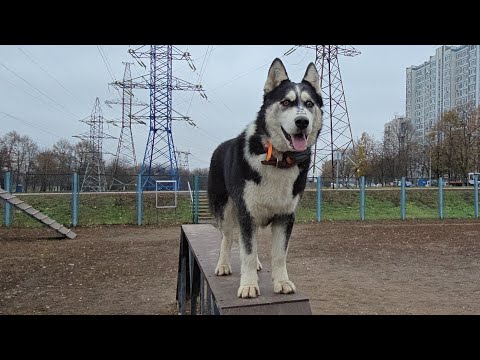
295 116 309 130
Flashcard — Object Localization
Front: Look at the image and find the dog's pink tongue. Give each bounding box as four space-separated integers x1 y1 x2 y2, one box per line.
292 134 307 151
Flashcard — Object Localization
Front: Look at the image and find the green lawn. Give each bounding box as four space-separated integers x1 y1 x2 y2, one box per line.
1 188 479 228
0 193 193 228
296 188 478 222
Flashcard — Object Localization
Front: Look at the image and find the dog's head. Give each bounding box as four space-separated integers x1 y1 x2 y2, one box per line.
259 58 323 153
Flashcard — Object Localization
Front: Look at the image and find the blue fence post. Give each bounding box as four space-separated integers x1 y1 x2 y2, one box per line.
316 176 322 222
438 177 444 220
72 172 78 226
137 173 143 226
475 174 478 219
400 177 406 220
360 176 365 221
194 175 199 224
4 171 11 227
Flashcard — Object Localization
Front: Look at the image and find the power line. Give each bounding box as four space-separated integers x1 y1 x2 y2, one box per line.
0 72 64 111
191 124 223 143
0 111 64 139
207 89 235 114
17 47 85 106
171 91 227 144
209 56 285 92
96 45 122 99
283 47 310 66
189 153 211 165
0 60 81 119
175 45 222 73
186 45 213 116
173 91 235 143
97 45 116 82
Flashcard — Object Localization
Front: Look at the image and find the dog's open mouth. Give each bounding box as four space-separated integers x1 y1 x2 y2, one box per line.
281 127 308 152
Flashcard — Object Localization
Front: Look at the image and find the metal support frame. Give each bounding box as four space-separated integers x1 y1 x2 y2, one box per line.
137 173 143 225
360 175 365 221
75 98 113 192
292 45 359 183
177 228 219 315
155 180 178 209
122 45 206 191
316 176 322 222
401 176 406 221
72 172 78 226
475 174 478 219
106 62 145 190
193 175 199 224
438 177 444 220
4 171 11 227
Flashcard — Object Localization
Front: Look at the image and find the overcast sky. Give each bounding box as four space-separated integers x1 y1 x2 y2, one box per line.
0 45 442 170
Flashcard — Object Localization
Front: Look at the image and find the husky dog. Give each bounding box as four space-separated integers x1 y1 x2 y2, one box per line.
207 58 323 298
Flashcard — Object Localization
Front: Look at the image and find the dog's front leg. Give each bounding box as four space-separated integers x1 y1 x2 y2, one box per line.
237 213 260 298
271 214 296 294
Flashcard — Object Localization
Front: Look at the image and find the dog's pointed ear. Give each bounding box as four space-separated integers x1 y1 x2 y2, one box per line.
302 63 320 93
264 58 289 94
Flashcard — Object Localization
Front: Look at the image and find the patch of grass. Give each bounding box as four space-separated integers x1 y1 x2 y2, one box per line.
443 189 475 219
142 193 193 226
1 194 72 228
1 188 479 228
296 188 480 222
0 193 193 228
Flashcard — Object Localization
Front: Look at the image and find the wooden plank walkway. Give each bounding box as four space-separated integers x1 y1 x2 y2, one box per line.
177 224 311 315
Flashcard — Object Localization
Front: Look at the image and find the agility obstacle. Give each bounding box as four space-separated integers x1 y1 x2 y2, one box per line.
176 224 312 315
0 187 77 239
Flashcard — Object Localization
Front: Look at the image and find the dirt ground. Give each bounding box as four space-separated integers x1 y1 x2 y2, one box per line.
1 220 479 315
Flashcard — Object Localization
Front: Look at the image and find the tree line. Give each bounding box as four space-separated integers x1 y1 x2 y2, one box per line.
326 104 480 186
2 104 479 191
0 132 209 192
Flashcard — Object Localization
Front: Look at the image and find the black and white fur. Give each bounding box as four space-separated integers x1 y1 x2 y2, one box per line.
208 58 323 298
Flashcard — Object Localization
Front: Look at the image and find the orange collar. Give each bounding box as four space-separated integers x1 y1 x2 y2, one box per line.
266 140 273 161
261 140 297 168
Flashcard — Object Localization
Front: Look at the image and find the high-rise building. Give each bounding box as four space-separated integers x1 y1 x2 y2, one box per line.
406 45 480 142
384 114 410 147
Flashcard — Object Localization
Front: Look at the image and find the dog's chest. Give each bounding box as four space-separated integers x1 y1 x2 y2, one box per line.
243 165 300 224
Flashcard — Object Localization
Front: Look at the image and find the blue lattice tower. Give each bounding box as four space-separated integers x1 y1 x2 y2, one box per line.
286 45 360 183
126 45 206 190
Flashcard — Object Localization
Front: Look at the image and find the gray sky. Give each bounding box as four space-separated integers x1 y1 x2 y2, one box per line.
0 45 441 170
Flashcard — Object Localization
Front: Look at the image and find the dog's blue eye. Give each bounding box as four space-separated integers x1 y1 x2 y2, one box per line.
281 100 290 106
306 101 314 108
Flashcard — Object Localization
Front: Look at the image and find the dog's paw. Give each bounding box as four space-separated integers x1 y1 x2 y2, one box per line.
215 264 232 276
237 284 260 298
257 258 263 271
274 280 296 294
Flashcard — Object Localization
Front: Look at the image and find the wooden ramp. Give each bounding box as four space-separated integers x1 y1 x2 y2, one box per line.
177 224 311 315
0 187 77 239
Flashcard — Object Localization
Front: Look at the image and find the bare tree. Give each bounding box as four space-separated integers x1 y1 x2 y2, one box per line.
383 118 418 180
53 139 76 173
1 131 38 189
34 149 58 191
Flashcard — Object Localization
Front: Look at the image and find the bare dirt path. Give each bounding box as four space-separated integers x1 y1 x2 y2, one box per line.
1 220 479 314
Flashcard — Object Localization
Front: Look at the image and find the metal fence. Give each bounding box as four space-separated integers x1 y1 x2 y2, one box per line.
0 171 198 228
2 171 480 228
